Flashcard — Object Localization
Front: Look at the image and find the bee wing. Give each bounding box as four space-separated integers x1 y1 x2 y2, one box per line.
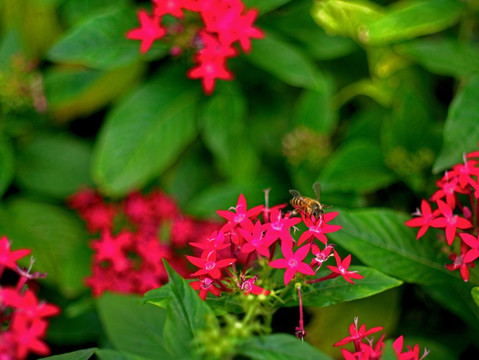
289 189 302 197
313 182 321 201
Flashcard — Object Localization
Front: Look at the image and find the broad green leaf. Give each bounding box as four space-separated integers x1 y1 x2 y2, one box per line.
365 0 466 45
282 266 402 307
161 261 218 359
472 287 479 308
396 37 479 77
97 293 173 360
242 0 292 14
0 198 90 297
61 0 130 26
143 283 172 309
95 349 150 360
0 29 23 68
239 334 333 360
16 134 93 199
201 83 260 182
311 0 383 42
92 67 199 196
318 140 397 193
0 136 14 197
44 62 144 121
433 74 479 173
328 208 458 285
247 29 326 91
40 348 97 360
292 77 336 134
47 6 156 70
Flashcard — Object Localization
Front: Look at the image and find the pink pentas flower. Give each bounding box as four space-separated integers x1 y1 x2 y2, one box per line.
298 211 342 246
187 54 234 95
238 221 272 257
431 175 462 207
445 251 471 282
430 199 473 246
310 243 334 269
189 230 229 252
458 232 479 264
393 335 430 360
190 276 222 300
263 208 301 248
450 158 479 188
153 0 187 18
91 231 133 272
327 251 364 284
268 242 315 285
1 288 60 320
187 250 236 279
0 236 31 270
405 200 440 239
334 317 383 348
239 275 270 296
217 193 263 232
127 9 166 54
9 316 50 358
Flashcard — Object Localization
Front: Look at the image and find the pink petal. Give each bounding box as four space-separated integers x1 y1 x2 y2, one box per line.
269 258 288 269
294 244 311 261
284 268 296 285
296 262 315 276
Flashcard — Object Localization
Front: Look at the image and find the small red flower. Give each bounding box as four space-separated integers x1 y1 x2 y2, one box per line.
127 9 166 54
405 200 440 239
217 193 263 232
327 251 364 284
297 211 342 246
334 317 383 348
0 236 31 271
268 242 315 285
430 199 473 245
263 208 301 248
187 250 236 279
190 277 222 300
459 233 479 263
238 221 273 257
239 275 270 296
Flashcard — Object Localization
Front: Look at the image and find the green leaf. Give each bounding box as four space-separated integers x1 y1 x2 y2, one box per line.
242 0 292 14
40 348 97 360
0 198 90 297
47 6 153 70
239 334 333 360
328 208 457 285
16 134 93 199
95 349 150 360
433 74 479 173
292 77 337 134
161 261 218 359
472 287 479 308
282 266 402 307
365 0 465 45
201 83 260 182
44 62 144 121
61 0 130 26
0 136 14 197
396 37 479 77
311 0 383 41
97 293 173 360
247 29 326 91
92 67 199 196
143 283 172 309
318 140 397 193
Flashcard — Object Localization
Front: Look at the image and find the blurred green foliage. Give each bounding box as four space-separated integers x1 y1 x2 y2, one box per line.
1 0 479 359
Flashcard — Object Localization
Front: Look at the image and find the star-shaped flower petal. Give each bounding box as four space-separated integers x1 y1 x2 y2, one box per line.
327 251 364 284
430 199 473 245
268 242 314 285
127 10 166 54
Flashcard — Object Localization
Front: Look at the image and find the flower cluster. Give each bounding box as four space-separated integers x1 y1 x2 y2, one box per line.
335 318 429 360
405 150 479 281
127 0 263 94
69 188 219 296
0 236 60 359
186 190 362 300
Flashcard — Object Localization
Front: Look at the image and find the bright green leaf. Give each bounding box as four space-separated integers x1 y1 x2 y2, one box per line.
239 334 333 360
433 74 479 173
472 287 479 308
328 208 458 285
319 140 397 193
40 348 97 360
311 0 383 42
97 293 173 360
92 67 199 196
47 6 156 70
242 0 292 14
95 349 150 360
0 198 90 297
61 0 130 26
396 37 479 77
162 261 218 359
16 134 93 199
247 29 326 91
365 0 465 45
201 83 260 182
0 136 14 197
282 266 402 307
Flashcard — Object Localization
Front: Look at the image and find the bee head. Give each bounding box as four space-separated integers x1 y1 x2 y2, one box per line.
312 203 322 218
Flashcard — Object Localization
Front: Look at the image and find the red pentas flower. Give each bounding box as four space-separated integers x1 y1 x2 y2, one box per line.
406 148 479 282
327 250 364 284
126 0 264 94
70 187 220 296
0 236 59 360
268 242 315 285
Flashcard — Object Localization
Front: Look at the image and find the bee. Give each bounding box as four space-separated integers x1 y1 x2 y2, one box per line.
289 182 330 219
